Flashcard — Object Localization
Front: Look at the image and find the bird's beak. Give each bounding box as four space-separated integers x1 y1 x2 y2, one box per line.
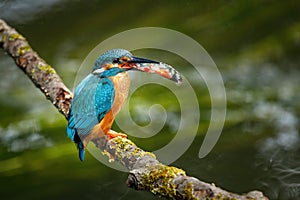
121 56 183 85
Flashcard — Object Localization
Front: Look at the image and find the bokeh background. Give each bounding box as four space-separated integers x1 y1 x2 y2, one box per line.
1 1 300 199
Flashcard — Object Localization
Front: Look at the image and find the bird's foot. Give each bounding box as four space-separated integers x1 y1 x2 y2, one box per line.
106 130 128 140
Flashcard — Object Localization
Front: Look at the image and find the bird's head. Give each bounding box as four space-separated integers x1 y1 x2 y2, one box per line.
92 49 182 84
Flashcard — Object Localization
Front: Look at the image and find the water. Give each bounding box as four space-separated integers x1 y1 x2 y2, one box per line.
1 1 300 199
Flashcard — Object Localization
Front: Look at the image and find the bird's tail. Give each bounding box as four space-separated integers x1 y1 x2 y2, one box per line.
67 111 85 161
67 125 85 161
77 141 85 161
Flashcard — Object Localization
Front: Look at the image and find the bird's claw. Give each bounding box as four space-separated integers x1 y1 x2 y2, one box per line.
106 130 128 140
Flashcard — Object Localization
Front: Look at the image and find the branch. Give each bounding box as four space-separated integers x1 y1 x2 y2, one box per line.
0 19 268 200
0 19 72 117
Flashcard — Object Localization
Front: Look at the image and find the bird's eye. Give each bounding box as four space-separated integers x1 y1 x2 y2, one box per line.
112 58 120 64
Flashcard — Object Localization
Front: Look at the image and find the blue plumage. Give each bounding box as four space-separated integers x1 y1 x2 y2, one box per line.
67 74 115 161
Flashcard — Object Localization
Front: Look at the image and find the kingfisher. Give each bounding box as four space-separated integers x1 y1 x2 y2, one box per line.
67 49 182 161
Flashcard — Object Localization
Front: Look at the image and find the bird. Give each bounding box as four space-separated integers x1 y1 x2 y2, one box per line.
67 49 182 161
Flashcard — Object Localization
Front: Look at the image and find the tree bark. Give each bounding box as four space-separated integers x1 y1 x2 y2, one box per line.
0 19 268 200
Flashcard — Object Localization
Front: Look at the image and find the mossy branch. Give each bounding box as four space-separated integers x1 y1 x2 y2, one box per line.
0 19 268 200
0 19 72 117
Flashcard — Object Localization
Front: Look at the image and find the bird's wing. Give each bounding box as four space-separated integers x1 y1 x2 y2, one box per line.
67 74 115 140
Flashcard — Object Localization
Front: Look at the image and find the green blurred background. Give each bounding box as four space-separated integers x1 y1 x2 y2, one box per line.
1 1 300 199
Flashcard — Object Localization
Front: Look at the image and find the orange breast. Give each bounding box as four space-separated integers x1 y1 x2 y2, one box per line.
110 72 131 115
99 72 130 133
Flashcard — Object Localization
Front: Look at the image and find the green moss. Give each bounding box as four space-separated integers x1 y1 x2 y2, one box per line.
38 64 56 75
141 164 186 198
31 69 36 78
183 182 197 200
102 150 114 162
8 33 25 41
110 136 156 161
17 45 32 56
112 136 135 147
